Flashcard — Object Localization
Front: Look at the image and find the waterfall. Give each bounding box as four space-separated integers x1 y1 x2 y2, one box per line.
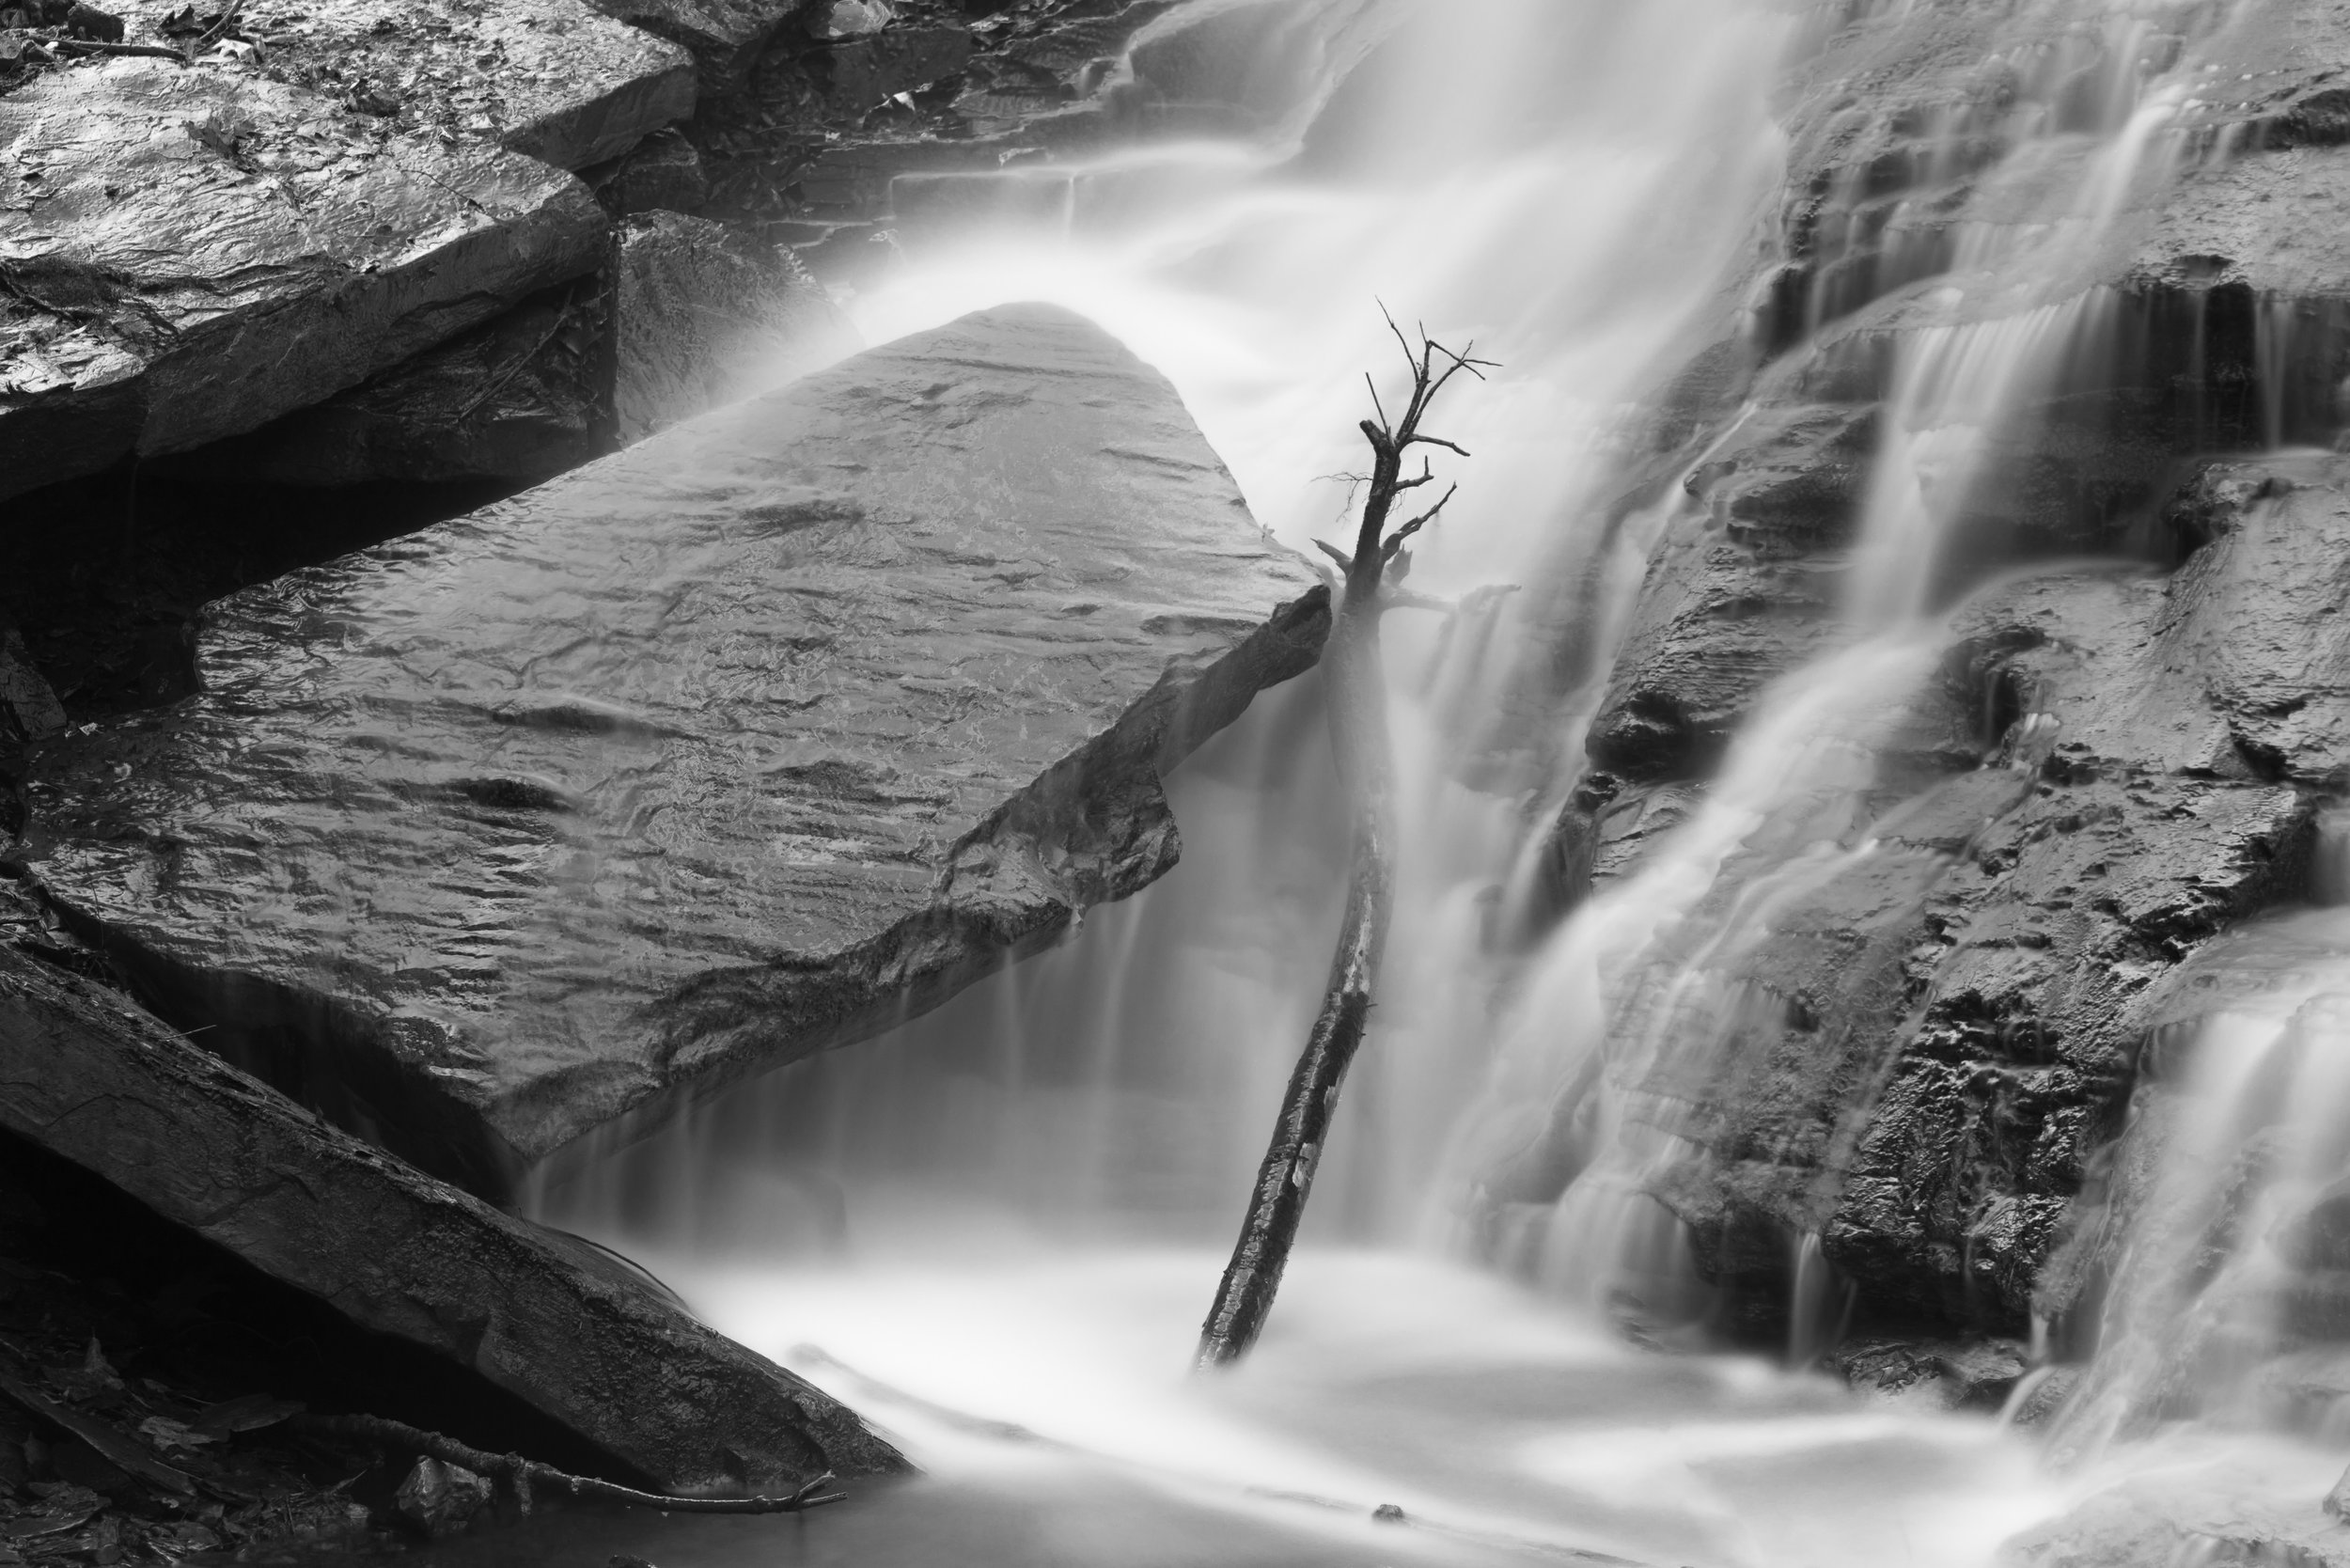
519 0 2350 1560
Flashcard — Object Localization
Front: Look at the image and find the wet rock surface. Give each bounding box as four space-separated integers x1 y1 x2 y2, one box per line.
588 0 804 93
2001 1482 2350 1568
175 212 854 486
1596 2 2350 785
609 209 857 441
692 0 1180 230
1832 1336 2030 1411
0 939 906 1492
1577 457 2348 1336
1545 0 2350 1343
65 0 695 169
0 58 608 502
18 303 1327 1195
175 278 618 488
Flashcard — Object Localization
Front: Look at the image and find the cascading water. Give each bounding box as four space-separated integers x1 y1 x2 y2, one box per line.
509 0 2350 1563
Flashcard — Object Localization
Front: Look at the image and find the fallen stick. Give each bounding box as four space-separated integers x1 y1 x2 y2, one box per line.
0 1347 194 1496
294 1414 847 1514
47 39 189 57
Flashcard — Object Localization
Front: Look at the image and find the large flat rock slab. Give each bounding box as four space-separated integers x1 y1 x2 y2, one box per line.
0 58 608 499
0 942 905 1490
20 303 1327 1197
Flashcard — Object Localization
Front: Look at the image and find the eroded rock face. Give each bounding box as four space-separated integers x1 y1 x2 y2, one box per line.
1612 460 2344 1333
0 59 608 500
19 304 1327 1197
1590 5 2350 786
0 942 906 1490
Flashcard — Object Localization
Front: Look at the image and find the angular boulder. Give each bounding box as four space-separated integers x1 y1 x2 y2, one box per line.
172 214 855 486
587 0 807 92
0 942 905 1490
0 59 608 500
19 304 1328 1198
610 210 858 441
102 0 697 170
169 281 616 487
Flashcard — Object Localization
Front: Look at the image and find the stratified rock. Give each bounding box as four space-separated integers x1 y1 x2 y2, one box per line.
0 60 607 501
0 943 906 1490
697 0 1173 220
21 304 1327 1198
102 0 696 170
393 1458 492 1539
611 211 858 441
1627 462 2343 1331
173 281 613 487
587 0 804 93
175 215 852 485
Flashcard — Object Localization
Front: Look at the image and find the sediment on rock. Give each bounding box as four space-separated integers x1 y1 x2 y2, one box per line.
17 303 1327 1200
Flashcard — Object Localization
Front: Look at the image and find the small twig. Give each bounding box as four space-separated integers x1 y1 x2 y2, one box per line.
193 0 245 49
48 39 188 57
1381 482 1457 562
295 1413 846 1514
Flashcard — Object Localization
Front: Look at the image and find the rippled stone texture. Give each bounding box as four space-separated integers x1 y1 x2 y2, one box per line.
22 304 1328 1197
0 59 608 500
0 944 904 1489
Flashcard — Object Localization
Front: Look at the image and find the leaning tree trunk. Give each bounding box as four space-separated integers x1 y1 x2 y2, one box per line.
1196 321 1488 1371
1194 598 1395 1369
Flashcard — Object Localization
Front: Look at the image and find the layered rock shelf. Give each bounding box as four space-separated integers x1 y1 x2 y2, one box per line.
0 60 610 500
0 941 907 1490
18 304 1327 1197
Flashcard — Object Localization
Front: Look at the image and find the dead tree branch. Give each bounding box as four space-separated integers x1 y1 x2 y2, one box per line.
1196 316 1493 1371
295 1414 846 1514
